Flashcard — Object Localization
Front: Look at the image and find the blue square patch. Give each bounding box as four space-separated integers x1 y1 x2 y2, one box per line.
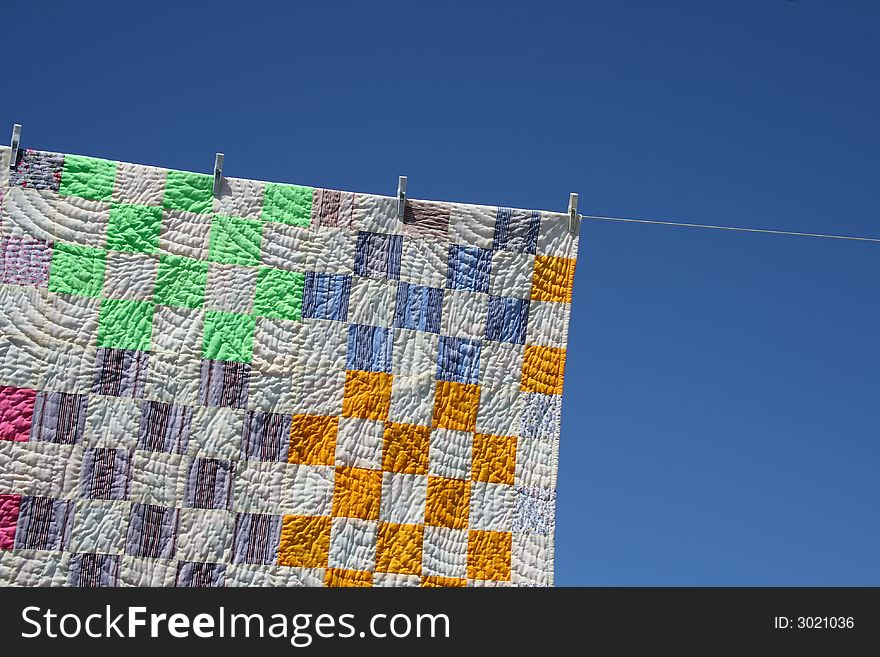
446 245 492 293
486 295 529 345
354 231 403 280
436 336 482 385
303 272 352 321
394 282 444 334
493 207 540 254
346 324 394 373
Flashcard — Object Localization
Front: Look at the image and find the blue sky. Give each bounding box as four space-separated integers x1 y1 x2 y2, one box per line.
3 1 879 585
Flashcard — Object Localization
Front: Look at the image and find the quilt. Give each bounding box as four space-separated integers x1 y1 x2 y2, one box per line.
0 146 578 586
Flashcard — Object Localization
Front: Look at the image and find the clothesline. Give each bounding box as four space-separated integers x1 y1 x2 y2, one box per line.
581 214 880 244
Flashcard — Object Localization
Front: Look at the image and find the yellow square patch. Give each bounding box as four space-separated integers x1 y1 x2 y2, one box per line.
325 568 373 587
468 529 512 581
382 422 431 474
424 476 471 530
472 433 517 485
375 522 424 575
521 345 566 395
332 466 383 520
289 414 337 466
277 515 331 569
531 254 576 303
432 380 480 432
421 575 467 587
342 370 393 421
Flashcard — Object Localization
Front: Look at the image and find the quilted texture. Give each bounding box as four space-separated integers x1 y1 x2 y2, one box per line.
0 146 578 587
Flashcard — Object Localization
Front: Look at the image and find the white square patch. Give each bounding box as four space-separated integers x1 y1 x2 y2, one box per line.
205 263 259 314
151 306 204 358
302 226 355 275
176 508 234 563
353 195 401 235
391 329 438 377
348 276 397 328
112 162 167 206
280 463 335 517
478 340 524 388
296 369 345 417
189 406 244 460
213 176 265 220
335 417 384 470
159 210 212 260
475 384 522 437
398 238 447 287
103 252 159 303
421 526 468 579
380 472 428 525
232 460 287 514
296 319 347 371
69 499 131 555
469 481 515 531
83 396 142 450
511 533 553 586
447 203 496 249
129 451 186 507
328 518 378 571
489 250 535 299
515 436 559 489
387 376 436 427
441 289 488 340
428 428 472 480
536 211 577 258
252 317 305 374
526 300 570 347
143 352 202 405
261 222 311 272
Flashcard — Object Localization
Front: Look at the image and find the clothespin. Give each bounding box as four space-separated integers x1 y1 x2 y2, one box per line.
213 152 224 196
397 175 407 221
9 124 21 170
568 192 580 234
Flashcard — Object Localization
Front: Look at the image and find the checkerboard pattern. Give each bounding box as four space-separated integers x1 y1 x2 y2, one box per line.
0 147 578 586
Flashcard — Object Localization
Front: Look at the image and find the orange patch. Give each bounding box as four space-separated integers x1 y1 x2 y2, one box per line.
531 255 576 303
382 422 431 474
289 414 337 465
424 476 471 530
472 434 517 485
324 568 373 587
431 380 480 432
331 466 383 520
520 345 566 395
467 530 512 581
375 523 424 575
421 575 467 587
277 515 331 568
342 370 393 421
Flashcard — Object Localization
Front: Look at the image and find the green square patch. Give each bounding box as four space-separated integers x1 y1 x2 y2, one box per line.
97 299 155 351
106 204 163 253
48 243 107 298
208 215 263 266
163 170 214 214
154 254 209 308
253 267 304 321
261 183 313 226
203 310 256 362
58 155 117 201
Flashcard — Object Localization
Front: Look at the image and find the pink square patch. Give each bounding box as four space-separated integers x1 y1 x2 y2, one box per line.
0 386 37 442
0 494 21 550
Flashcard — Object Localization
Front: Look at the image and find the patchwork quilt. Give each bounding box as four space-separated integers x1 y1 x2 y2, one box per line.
0 146 578 587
